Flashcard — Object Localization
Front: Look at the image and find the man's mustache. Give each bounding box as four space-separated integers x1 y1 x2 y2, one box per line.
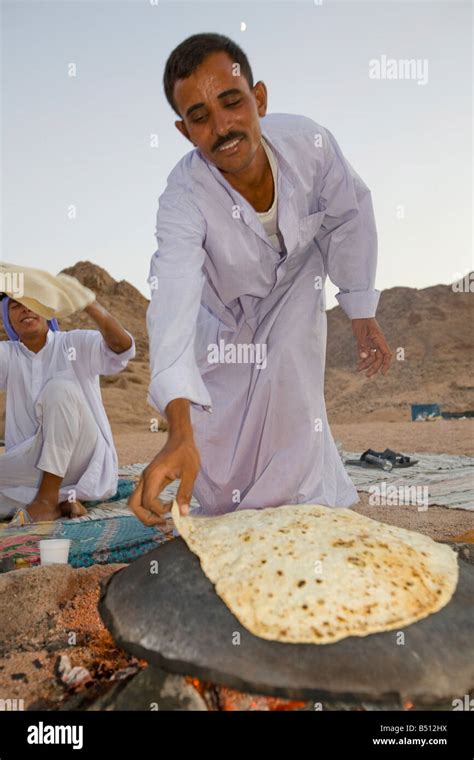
214 134 245 152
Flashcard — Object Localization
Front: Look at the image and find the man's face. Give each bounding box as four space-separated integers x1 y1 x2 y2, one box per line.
8 300 49 339
173 51 268 176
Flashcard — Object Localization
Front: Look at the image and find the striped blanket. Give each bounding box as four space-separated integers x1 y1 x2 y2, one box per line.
0 476 175 571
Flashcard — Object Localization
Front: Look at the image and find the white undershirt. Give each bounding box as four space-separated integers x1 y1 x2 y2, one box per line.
256 137 285 253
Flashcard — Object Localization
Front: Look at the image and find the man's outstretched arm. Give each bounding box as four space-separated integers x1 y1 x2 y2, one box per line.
315 125 392 376
84 301 133 353
129 190 210 525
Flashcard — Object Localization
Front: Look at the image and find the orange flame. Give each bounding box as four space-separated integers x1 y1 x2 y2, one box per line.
186 676 308 711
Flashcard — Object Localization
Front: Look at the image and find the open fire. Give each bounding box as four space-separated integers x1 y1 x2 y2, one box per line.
184 676 425 711
185 676 311 711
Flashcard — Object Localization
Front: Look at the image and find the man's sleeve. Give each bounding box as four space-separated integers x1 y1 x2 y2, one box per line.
69 329 136 377
88 330 136 375
146 189 212 418
315 126 380 319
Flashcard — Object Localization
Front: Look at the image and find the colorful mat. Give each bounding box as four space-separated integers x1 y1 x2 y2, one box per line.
0 477 174 571
0 515 174 570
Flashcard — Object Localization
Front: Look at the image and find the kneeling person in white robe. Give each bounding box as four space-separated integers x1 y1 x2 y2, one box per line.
0 296 135 522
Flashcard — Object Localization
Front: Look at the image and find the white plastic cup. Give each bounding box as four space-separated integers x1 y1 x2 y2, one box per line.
39 539 71 566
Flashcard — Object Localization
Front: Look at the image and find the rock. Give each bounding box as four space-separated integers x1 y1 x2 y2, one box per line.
99 538 474 706
87 666 207 711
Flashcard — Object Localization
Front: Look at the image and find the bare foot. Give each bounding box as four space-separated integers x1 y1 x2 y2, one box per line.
59 500 87 518
26 498 62 522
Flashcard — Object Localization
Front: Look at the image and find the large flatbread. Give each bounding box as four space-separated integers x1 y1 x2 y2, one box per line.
172 502 458 645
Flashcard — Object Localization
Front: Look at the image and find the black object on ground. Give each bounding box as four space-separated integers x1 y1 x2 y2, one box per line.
346 448 419 470
98 538 474 706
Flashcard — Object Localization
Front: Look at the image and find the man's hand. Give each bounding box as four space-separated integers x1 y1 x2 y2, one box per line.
128 434 201 526
352 318 392 377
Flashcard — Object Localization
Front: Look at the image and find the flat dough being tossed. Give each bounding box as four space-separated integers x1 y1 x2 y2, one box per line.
172 501 458 645
0 261 96 319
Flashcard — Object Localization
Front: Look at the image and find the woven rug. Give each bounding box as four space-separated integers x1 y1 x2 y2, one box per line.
1 453 471 573
119 456 474 511
0 515 174 570
344 452 474 510
0 477 174 571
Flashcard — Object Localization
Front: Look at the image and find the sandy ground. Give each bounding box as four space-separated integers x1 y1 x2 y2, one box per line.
113 418 474 462
114 419 474 542
0 564 147 709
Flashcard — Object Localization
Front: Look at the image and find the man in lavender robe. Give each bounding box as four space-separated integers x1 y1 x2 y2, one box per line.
129 33 392 526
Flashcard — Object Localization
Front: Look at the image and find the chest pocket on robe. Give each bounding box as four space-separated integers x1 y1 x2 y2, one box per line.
297 211 326 253
287 210 326 271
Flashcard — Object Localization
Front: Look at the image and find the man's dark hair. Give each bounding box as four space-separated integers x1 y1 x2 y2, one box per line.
163 33 254 117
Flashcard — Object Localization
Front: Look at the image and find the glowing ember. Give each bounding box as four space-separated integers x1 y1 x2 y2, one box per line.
186 676 308 711
185 676 211 698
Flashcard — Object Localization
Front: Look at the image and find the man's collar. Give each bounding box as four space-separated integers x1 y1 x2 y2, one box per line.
18 327 55 356
196 123 300 255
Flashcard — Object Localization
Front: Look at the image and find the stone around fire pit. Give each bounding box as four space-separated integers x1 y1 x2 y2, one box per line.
87 666 207 711
99 538 474 707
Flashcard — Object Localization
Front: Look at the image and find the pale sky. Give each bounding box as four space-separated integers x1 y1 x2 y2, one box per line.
1 0 472 308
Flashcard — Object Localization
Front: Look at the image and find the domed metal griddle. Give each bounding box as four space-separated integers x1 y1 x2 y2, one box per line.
98 538 474 706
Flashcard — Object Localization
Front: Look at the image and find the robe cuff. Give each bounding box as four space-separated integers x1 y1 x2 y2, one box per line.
335 289 380 319
100 330 136 369
147 366 213 418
